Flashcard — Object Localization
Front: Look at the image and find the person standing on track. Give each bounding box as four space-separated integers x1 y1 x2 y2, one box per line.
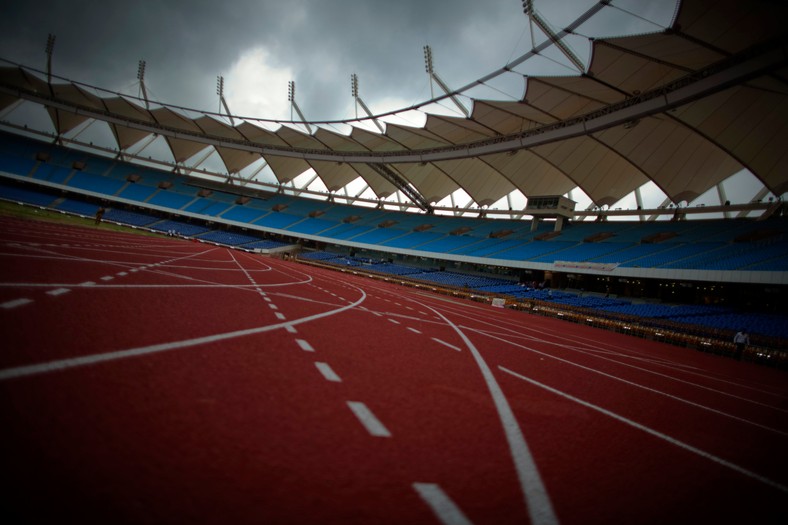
733 329 749 360
95 206 105 226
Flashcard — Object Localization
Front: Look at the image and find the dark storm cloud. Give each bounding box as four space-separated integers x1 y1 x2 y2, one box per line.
0 1 673 121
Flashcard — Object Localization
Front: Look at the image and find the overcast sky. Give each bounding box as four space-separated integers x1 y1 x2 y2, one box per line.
0 0 677 127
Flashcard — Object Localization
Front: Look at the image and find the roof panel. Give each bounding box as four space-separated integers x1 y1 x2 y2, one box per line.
385 123 447 149
434 158 515 207
423 115 496 144
674 0 788 55
309 160 361 192
533 136 648 205
276 125 323 148
588 40 685 95
350 126 405 151
348 162 398 198
393 163 458 204
263 155 311 184
46 84 104 135
483 150 576 198
236 122 291 147
672 84 788 195
102 97 153 150
3 0 785 213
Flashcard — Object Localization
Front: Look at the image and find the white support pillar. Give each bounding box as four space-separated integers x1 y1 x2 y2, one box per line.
635 187 646 221
648 198 673 221
716 182 731 219
737 186 770 218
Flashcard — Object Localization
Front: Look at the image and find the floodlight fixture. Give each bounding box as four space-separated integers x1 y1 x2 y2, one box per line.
349 73 384 132
136 59 151 109
421 44 468 117
423 45 434 75
287 80 312 133
216 75 224 97
45 34 56 54
351 73 359 99
45 34 56 82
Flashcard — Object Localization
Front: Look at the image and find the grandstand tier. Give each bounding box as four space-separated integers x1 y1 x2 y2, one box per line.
1 130 786 350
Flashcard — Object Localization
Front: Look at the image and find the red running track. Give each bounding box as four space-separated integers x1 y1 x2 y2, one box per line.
1 216 786 524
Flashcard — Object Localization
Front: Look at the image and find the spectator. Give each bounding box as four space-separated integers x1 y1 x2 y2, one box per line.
95 206 105 225
733 329 749 360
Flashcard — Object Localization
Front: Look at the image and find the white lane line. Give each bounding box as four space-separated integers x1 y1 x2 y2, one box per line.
499 366 788 494
268 303 279 310
296 339 315 352
407 327 422 334
116 272 127 277
285 324 297 334
46 288 70 296
468 327 788 436
388 318 401 325
432 338 461 352
0 286 367 381
412 483 474 525
274 312 286 320
347 401 391 437
263 296 272 302
100 276 114 282
315 362 342 382
1 298 33 309
80 281 96 287
422 304 558 525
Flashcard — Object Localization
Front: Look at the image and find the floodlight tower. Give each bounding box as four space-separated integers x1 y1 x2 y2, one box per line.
423 45 469 117
137 60 150 109
522 0 585 73
45 34 56 83
287 80 312 134
216 75 235 126
351 74 384 133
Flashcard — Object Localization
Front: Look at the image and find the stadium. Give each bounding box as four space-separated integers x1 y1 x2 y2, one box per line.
1 0 787 523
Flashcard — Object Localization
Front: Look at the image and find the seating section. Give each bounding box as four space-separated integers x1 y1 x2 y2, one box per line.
301 250 788 340
149 220 211 237
1 130 787 276
103 208 159 227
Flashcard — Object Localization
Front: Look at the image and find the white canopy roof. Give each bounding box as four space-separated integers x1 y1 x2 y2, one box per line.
1 0 786 208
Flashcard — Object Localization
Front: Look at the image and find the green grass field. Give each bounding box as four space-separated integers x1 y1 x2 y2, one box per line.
0 200 161 237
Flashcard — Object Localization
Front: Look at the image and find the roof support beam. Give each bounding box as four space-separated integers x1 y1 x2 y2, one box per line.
4 37 785 166
45 34 55 83
366 162 433 213
716 182 731 219
424 46 469 118
216 75 234 127
288 81 312 134
523 0 586 73
351 74 384 133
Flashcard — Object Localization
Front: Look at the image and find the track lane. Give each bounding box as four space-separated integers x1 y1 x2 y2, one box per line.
2 216 787 524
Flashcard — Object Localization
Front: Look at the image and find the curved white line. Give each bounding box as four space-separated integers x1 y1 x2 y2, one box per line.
500 366 788 495
0 285 366 381
413 299 559 525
